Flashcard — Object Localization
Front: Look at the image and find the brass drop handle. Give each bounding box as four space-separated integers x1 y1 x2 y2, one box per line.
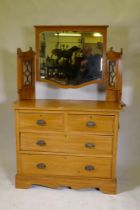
36 140 46 146
86 121 96 127
36 119 46 126
36 163 46 169
85 165 95 171
85 142 95 149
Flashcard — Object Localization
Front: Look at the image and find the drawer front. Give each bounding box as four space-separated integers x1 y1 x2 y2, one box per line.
19 113 64 131
20 133 66 152
67 135 113 155
20 133 112 155
68 114 114 133
19 154 112 178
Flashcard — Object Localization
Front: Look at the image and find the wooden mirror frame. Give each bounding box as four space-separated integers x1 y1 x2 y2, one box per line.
34 25 108 88
17 27 123 104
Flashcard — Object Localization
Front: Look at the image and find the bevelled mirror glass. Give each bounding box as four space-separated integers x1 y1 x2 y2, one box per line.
35 26 108 88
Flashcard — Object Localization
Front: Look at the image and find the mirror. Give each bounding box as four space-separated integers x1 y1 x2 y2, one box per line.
35 26 108 88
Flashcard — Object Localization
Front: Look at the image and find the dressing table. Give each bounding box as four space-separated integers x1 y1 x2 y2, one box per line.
13 25 124 194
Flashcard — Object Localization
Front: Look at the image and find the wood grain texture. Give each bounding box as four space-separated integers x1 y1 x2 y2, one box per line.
19 112 64 132
13 99 122 111
68 114 114 133
19 154 112 178
13 99 122 194
16 174 117 194
17 48 35 100
106 48 123 103
20 133 113 155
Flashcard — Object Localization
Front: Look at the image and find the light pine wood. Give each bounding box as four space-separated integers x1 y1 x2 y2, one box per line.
15 25 124 194
19 112 64 132
111 113 119 178
15 174 117 194
106 48 123 103
17 48 35 100
19 154 112 178
68 114 114 133
13 99 122 111
67 135 113 155
20 133 113 155
14 99 122 194
20 133 66 152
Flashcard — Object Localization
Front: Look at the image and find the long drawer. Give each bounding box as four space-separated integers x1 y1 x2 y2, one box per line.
19 112 64 131
19 154 112 178
20 133 113 155
68 114 114 133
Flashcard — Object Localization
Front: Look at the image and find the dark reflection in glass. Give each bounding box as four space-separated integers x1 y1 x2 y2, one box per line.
39 31 103 85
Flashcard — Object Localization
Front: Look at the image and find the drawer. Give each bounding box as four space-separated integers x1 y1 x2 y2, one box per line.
19 154 112 178
20 133 66 152
68 114 114 133
19 112 64 131
67 135 113 155
20 133 113 155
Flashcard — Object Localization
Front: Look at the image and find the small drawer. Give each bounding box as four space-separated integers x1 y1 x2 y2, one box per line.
19 154 112 178
19 112 64 131
68 114 114 133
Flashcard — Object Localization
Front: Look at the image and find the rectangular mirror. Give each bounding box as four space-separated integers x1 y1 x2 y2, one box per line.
35 26 108 88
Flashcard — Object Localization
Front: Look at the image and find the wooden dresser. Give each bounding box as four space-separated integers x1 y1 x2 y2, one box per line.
14 26 124 194
13 99 122 194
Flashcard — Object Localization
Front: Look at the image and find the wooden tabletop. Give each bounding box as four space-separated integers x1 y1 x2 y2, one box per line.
13 99 123 112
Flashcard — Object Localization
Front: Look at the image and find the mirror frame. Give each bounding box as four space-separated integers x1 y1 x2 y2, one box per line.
34 25 108 88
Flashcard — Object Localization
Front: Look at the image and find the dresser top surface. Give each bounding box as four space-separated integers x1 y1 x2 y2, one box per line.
13 99 123 112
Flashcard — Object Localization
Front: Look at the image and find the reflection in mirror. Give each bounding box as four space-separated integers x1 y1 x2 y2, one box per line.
39 31 103 86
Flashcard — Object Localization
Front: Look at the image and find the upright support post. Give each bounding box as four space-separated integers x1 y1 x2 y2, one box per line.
106 47 123 103
17 47 35 100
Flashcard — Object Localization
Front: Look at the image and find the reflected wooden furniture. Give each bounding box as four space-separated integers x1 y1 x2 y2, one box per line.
35 25 108 87
13 99 122 194
14 25 124 194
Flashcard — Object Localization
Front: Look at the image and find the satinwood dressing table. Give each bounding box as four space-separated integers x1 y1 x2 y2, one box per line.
13 25 124 194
